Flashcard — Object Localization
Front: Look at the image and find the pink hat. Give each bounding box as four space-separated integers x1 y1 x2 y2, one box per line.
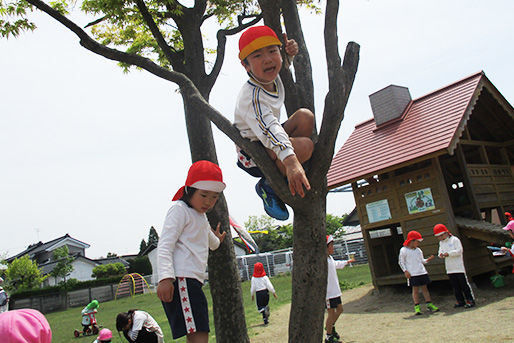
326 235 334 245
98 328 112 340
172 160 226 201
433 224 450 236
503 220 514 233
0 309 52 343
403 230 423 247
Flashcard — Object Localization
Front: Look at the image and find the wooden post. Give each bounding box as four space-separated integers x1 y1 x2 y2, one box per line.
455 146 482 220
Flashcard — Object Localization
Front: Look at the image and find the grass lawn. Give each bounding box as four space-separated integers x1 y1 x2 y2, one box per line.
46 264 371 342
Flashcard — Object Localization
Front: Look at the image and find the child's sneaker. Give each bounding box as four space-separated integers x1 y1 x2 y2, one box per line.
464 300 475 308
255 178 289 220
426 302 439 312
453 302 465 308
332 327 340 340
325 334 341 343
414 304 422 315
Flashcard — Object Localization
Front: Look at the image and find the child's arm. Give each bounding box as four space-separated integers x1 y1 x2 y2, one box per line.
264 276 276 295
398 249 411 278
283 155 311 198
445 237 463 257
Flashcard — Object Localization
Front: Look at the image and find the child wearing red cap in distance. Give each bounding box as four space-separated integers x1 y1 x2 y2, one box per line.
157 160 227 342
434 224 475 308
234 25 314 221
250 262 277 325
0 309 52 343
324 235 354 343
398 230 439 315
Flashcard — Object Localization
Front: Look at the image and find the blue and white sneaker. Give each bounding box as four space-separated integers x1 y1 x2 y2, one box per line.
255 178 289 220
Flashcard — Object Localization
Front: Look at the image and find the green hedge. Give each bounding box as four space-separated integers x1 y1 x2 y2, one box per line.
10 275 124 299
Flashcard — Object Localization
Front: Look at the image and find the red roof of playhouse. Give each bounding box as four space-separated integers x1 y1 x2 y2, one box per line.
327 71 506 188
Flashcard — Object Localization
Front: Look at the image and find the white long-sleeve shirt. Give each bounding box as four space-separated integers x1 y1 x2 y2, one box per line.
127 310 164 343
250 275 275 296
438 235 466 274
157 200 220 284
398 247 429 276
234 75 295 162
326 256 350 299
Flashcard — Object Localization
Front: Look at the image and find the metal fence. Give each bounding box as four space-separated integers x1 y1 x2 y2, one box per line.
236 237 367 281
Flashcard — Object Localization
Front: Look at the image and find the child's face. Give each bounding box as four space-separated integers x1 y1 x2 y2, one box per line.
243 45 282 84
190 189 220 213
436 232 449 241
327 242 334 255
408 240 420 248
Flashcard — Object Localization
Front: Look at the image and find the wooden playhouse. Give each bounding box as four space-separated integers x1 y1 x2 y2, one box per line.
327 71 513 288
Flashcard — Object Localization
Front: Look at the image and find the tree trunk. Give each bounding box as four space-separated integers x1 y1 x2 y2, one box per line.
288 189 328 343
182 95 250 343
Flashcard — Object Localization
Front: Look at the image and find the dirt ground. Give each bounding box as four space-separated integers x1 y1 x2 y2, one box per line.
250 273 514 343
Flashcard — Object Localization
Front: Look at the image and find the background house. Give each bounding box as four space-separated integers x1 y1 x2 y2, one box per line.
6 234 99 286
328 71 513 289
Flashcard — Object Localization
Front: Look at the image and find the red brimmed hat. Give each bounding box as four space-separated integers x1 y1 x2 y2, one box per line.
403 230 423 246
253 262 266 277
505 212 513 221
326 235 334 245
433 223 450 237
238 25 282 61
172 160 226 201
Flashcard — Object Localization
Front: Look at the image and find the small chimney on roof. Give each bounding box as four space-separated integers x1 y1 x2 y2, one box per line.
369 85 411 126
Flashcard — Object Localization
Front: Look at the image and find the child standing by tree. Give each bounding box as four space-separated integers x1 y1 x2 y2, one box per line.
324 235 354 343
434 224 475 308
116 310 164 343
234 25 314 220
250 262 277 325
157 160 227 343
398 230 439 315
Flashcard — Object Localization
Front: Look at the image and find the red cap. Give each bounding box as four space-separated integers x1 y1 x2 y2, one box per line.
172 160 226 201
253 262 266 277
403 230 423 247
238 25 282 61
433 224 450 237
505 212 513 221
326 235 334 245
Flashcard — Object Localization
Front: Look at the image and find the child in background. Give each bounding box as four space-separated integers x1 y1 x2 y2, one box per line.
324 235 355 343
93 328 112 343
0 277 9 313
433 224 475 308
250 262 277 325
157 160 227 342
0 309 52 343
398 230 439 315
81 299 99 333
116 309 164 343
503 219 514 240
234 25 314 220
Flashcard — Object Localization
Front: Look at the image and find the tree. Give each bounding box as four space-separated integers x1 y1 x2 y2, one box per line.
147 226 159 247
49 246 74 283
127 256 153 276
92 262 126 279
106 252 118 258
4 255 48 292
139 239 148 255
326 213 347 237
1 1 359 341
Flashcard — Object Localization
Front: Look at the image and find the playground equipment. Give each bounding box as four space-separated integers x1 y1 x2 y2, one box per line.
115 273 152 300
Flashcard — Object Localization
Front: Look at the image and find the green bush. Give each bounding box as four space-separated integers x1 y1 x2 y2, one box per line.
92 263 126 279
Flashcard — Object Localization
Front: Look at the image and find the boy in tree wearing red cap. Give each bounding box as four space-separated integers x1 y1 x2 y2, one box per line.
157 160 227 343
234 25 314 220
433 224 475 308
398 230 439 315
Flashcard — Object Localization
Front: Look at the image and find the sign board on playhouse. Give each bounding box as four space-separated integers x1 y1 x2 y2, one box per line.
404 188 435 214
366 199 392 223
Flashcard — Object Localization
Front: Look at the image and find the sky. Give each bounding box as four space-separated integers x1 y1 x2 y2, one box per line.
1 0 513 259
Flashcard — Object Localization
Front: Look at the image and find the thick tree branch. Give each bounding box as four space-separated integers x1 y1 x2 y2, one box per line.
205 14 262 90
135 0 184 73
324 0 342 89
280 0 315 114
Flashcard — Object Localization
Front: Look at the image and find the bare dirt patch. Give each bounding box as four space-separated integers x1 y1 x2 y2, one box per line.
250 273 514 343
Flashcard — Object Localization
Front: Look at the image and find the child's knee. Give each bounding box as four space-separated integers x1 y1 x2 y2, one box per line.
295 108 314 129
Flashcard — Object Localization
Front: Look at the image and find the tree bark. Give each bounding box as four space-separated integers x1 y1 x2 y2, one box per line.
288 189 328 343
